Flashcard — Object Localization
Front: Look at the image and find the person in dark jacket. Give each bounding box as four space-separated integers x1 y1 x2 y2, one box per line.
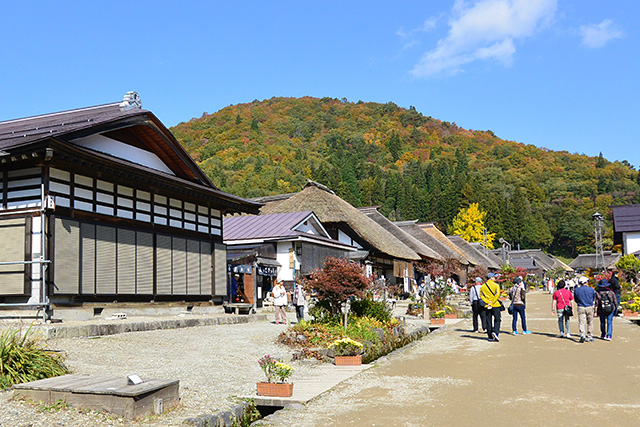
608 271 621 315
595 279 617 340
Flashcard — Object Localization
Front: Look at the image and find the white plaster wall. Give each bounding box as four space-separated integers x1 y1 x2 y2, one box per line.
624 232 640 255
276 242 296 282
27 216 43 303
338 229 362 248
71 134 175 175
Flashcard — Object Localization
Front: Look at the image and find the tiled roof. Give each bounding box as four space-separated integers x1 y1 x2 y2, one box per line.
611 204 640 232
224 211 315 240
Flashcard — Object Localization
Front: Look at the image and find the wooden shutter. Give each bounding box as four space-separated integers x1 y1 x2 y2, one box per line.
53 218 79 294
80 223 96 294
213 242 226 296
96 225 116 294
172 237 187 295
117 228 136 294
136 231 153 294
0 218 27 295
200 242 212 296
156 234 172 294
186 239 200 295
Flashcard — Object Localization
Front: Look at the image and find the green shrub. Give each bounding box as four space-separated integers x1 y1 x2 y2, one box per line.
350 298 392 322
0 327 68 389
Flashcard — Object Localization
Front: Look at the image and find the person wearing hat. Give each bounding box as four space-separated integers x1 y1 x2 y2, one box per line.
574 276 596 342
508 277 531 335
480 273 502 342
469 277 486 333
595 279 616 340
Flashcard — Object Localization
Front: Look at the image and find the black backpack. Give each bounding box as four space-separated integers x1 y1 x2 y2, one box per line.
600 291 614 314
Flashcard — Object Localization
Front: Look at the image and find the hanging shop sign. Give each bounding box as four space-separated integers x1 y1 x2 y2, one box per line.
257 265 278 276
228 264 252 274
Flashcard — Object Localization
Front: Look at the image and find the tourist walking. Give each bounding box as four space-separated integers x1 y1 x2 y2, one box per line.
292 281 306 322
552 280 574 338
469 277 486 333
480 273 502 342
609 271 621 315
574 276 596 342
509 277 530 335
595 279 616 340
273 281 288 325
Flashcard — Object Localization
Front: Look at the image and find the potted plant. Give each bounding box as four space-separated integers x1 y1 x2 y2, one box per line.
430 309 445 325
444 305 457 319
256 355 294 397
330 337 364 366
621 299 640 317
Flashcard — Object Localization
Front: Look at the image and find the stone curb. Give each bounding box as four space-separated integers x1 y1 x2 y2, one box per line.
183 400 253 427
37 314 268 339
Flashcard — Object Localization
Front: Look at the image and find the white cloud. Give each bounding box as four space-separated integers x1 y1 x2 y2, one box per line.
580 19 623 48
411 0 557 77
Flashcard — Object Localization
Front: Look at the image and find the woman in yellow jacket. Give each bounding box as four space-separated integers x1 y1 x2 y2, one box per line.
480 273 502 342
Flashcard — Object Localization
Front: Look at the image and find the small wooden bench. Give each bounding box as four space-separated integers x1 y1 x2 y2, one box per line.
223 303 253 315
13 374 179 419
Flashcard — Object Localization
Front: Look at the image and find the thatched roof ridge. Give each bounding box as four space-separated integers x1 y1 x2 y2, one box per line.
469 242 504 267
259 182 421 261
569 252 621 270
394 221 468 265
417 223 474 264
447 235 501 269
358 207 443 261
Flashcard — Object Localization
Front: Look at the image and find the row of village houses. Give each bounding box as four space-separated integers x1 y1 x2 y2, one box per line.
0 94 638 317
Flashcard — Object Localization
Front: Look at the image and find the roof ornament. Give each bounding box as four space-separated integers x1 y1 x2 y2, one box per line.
119 91 142 111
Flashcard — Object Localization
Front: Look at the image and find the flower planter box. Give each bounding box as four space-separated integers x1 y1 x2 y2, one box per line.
444 314 457 319
430 318 445 325
622 310 639 317
256 382 294 397
334 355 362 366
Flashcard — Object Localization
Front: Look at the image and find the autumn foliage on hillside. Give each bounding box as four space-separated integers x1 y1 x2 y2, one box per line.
171 96 640 257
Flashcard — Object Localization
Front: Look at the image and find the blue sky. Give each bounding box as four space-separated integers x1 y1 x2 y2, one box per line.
1 1 638 167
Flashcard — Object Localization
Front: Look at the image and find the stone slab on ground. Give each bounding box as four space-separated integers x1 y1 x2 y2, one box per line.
13 374 179 419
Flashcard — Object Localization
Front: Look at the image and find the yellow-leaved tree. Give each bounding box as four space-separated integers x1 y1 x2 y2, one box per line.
450 203 496 249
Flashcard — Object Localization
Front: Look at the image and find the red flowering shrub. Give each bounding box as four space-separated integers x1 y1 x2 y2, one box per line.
304 257 373 317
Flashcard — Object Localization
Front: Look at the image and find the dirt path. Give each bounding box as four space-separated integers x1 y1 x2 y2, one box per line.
257 291 640 427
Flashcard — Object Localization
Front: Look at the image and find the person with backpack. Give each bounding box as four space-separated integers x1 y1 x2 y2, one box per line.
608 270 621 316
509 277 531 335
595 279 617 340
552 280 574 338
574 276 596 342
469 277 486 333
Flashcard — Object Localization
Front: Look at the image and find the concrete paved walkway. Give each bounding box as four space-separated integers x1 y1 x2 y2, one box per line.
256 290 640 427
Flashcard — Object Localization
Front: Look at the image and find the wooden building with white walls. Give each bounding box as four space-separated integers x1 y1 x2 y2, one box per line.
0 92 260 315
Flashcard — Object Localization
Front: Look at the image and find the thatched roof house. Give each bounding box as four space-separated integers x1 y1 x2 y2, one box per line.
394 221 469 265
257 181 421 284
447 235 501 270
569 251 621 273
358 207 442 261
497 249 573 276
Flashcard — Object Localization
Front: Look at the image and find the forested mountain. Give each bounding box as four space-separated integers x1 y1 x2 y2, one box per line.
171 97 640 258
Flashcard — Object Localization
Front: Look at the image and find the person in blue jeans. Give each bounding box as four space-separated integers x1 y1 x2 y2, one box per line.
595 279 616 340
509 277 531 334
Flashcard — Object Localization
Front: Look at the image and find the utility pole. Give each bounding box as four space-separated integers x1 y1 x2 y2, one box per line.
593 212 605 270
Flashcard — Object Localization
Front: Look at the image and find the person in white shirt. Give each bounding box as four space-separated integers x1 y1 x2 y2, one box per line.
469 277 486 333
272 281 288 325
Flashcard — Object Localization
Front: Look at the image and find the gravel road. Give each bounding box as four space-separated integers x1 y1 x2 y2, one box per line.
0 320 306 426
